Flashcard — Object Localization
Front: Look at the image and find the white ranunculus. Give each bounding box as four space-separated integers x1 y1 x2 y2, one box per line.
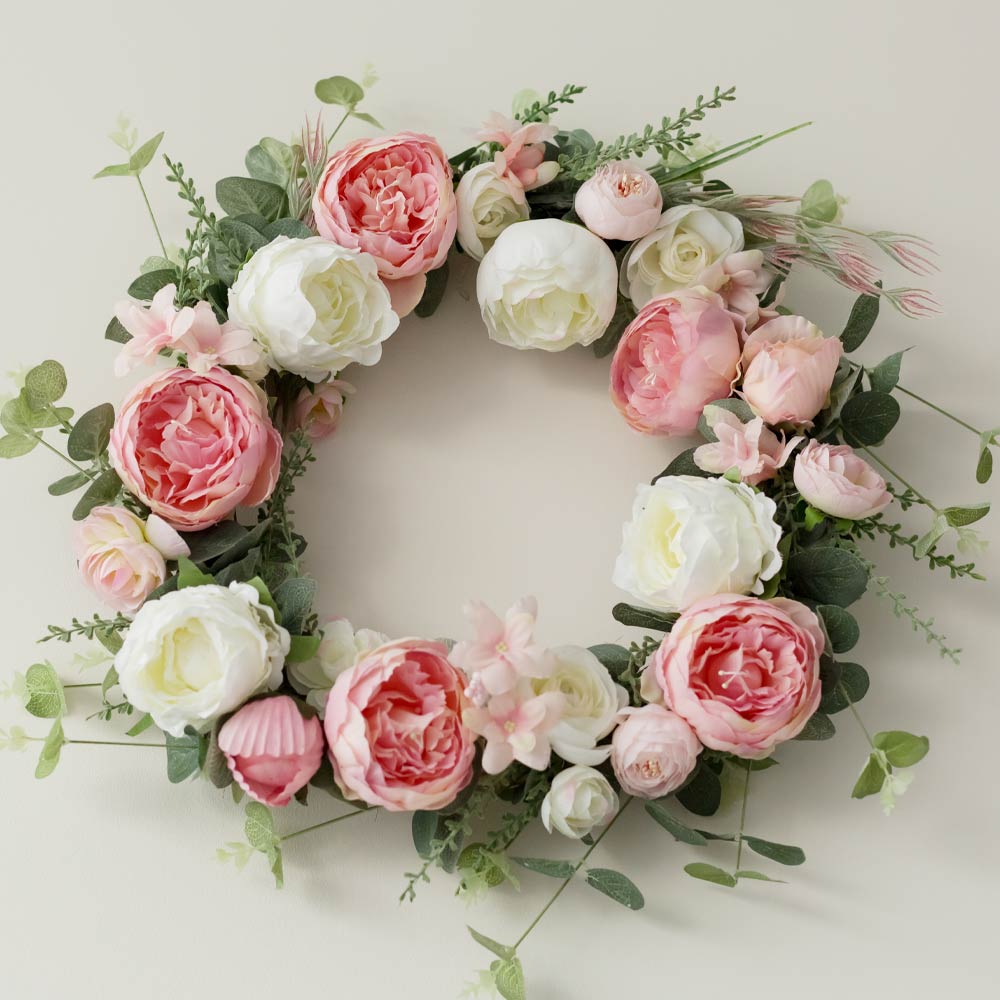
476 219 618 351
540 765 619 840
613 475 782 613
456 162 529 261
115 582 289 736
621 205 744 308
533 645 628 765
286 619 390 714
228 236 399 380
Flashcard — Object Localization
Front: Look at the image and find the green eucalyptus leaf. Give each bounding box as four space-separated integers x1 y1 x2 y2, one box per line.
35 717 66 779
611 603 678 632
351 110 383 128
868 351 905 394
245 141 291 187
71 468 122 521
128 132 164 173
976 445 993 484
215 177 286 222
467 926 514 961
735 869 786 883
245 801 278 851
411 810 438 859
645 800 709 845
48 471 91 496
126 713 154 737
213 548 261 586
177 557 215 589
585 868 644 910
314 75 365 108
204 724 235 789
675 759 723 816
841 391 901 446
24 662 67 719
684 862 736 888
873 730 929 768
591 296 635 358
512 856 577 879
414 261 450 319
786 547 869 607
743 836 805 866
165 726 205 783
0 434 38 458
587 643 631 679
697 398 756 441
105 317 132 344
94 162 132 179
942 503 990 527
24 361 68 408
492 956 526 1000
262 218 314 240
852 753 886 799
816 605 860 654
653 447 712 480
840 284 881 353
287 633 323 663
67 403 115 461
794 711 836 741
819 662 870 714
274 577 317 634
801 179 839 222
127 268 177 301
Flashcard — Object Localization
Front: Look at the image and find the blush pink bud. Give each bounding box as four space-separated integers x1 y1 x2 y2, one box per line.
793 440 892 519
574 162 663 241
292 380 354 441
611 704 701 799
217 695 324 807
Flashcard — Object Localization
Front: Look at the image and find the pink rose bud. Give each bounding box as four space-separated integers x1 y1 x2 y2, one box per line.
739 315 844 427
610 288 743 435
694 407 802 486
574 162 663 242
646 595 824 759
292 380 354 441
73 506 190 614
611 704 701 799
793 440 892 519
217 695 324 807
109 366 283 532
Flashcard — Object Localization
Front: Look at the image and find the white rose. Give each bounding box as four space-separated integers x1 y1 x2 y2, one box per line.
286 619 389 714
541 765 619 840
621 205 744 308
476 219 618 351
228 236 399 380
533 645 628 765
115 582 289 736
613 475 782 613
456 162 530 261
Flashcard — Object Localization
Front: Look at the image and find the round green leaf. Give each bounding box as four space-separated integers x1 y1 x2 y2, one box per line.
24 361 67 408
314 75 365 107
841 391 901 446
786 547 870 607
873 730 930 768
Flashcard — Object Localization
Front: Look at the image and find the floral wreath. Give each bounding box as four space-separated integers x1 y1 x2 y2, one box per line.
1 75 994 999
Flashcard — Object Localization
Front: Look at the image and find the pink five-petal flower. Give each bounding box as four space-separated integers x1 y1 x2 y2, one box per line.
477 112 560 191
694 407 802 486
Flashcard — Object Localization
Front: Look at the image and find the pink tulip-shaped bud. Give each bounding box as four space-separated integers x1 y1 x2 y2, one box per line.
218 695 324 807
793 440 892 519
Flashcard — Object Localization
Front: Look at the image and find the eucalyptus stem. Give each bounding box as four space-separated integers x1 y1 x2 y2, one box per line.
860 447 938 512
69 739 165 748
512 797 633 952
735 761 752 871
63 683 101 689
326 108 352 150
282 807 371 842
136 175 168 257
33 434 97 480
894 386 982 437
840 682 875 747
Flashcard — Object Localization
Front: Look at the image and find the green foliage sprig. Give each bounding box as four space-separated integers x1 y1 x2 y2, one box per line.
514 84 586 124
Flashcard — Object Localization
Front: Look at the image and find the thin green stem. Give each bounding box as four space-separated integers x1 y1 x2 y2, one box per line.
282 808 371 842
860 447 939 513
841 682 875 747
63 683 101 689
735 761 752 871
136 176 168 257
894 386 982 437
326 108 352 149
45 403 74 434
33 434 97 480
68 739 165 748
513 797 633 952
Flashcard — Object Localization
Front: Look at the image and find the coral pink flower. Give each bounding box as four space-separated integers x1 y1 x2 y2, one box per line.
463 681 565 774
476 112 560 191
312 132 457 312
218 695 324 807
694 406 802 485
291 379 354 441
696 250 773 332
109 366 282 532
739 315 844 427
609 288 743 436
450 597 553 697
643 595 824 758
610 704 701 799
793 440 892 519
324 639 475 811
114 284 261 377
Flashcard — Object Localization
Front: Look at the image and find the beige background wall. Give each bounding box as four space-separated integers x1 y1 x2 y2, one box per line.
2 1 997 996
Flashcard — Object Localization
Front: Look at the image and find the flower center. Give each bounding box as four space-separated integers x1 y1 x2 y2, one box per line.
503 720 517 734
639 758 662 779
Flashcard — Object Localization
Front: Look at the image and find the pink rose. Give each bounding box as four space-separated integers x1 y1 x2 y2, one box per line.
324 638 476 811
694 406 802 486
611 704 701 799
109 366 283 532
696 250 773 332
74 506 190 614
476 113 560 191
609 288 743 435
291 379 354 441
574 162 663 241
312 132 457 310
740 315 844 427
793 440 892 519
218 695 324 807
646 595 824 758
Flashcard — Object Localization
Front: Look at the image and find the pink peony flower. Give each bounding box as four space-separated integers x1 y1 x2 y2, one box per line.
291 379 354 441
324 638 476 811
793 440 892 519
644 595 824 758
109 366 283 532
217 695 324 807
611 704 701 799
574 162 662 241
312 132 457 311
450 596 552 698
609 288 743 436
114 284 261 377
739 315 844 427
696 250 773 332
694 406 802 486
476 112 560 191
74 506 190 614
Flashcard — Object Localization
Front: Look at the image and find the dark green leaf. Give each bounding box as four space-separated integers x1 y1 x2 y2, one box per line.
48 471 91 496
644 800 709 845
177 557 215 589
816 605 860 654
611 603 677 632
411 810 438 859
587 643 631 679
794 711 836 741
71 469 122 521
205 724 234 788
414 260 450 319
869 351 905 394
841 391 901 446
182 521 253 563
840 285 881 353
873 730 929 768
743 836 805 866
245 144 288 187
216 177 286 222
165 726 205 783
591 296 635 358
942 503 990 527
67 403 115 461
786 547 869 607
653 447 712 480
512 856 577 879
852 753 886 799
697 397 756 441
684 862 736 888
105 317 131 344
274 577 317 633
977 443 994 484
675 760 723 816
262 218 313 240
314 75 365 107
820 662 870 714
127 269 177 301
585 867 644 909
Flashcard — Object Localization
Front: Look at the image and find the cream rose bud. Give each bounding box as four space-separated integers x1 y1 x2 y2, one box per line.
228 236 399 380
532 645 628 765
541 765 619 840
115 582 289 737
286 619 390 714
574 162 663 242
456 162 530 261
611 705 700 799
621 204 744 309
476 219 618 351
613 475 782 613
793 440 892 519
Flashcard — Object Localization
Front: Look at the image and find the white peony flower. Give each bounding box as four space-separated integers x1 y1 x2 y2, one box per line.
613 475 782 613
228 236 399 380
621 205 744 308
476 219 618 351
456 162 530 261
286 619 390 714
541 765 619 840
115 582 289 737
533 645 628 765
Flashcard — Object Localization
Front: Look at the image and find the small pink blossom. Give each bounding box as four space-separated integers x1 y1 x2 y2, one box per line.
696 250 773 331
114 284 261 377
694 407 802 486
477 113 560 191
291 380 354 441
793 440 892 519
